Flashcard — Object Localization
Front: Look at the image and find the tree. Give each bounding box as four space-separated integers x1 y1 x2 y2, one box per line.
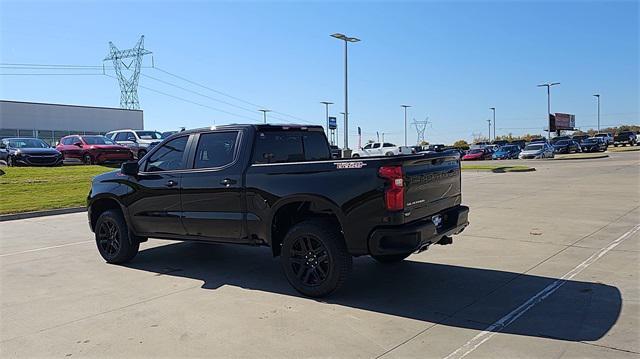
452 140 470 150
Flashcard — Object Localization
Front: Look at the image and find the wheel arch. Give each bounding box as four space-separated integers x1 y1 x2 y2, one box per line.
267 195 346 257
88 195 128 233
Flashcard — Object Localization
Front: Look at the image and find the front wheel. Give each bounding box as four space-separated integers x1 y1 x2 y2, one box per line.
6 156 14 167
95 210 139 264
83 153 95 165
372 252 412 263
281 219 352 297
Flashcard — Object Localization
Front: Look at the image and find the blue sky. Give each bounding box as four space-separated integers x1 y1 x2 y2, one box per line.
1 0 638 145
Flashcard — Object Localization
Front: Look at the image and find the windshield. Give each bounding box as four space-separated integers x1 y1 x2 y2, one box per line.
499 146 517 152
583 138 598 143
8 138 49 148
135 131 162 140
82 136 116 145
524 144 543 151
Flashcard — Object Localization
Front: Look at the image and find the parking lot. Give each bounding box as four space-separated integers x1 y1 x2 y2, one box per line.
1 151 638 358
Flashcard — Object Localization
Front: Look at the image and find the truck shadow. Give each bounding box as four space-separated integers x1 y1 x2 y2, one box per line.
126 241 621 342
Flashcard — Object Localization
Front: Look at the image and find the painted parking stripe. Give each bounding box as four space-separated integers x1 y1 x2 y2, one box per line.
0 240 93 257
444 223 640 359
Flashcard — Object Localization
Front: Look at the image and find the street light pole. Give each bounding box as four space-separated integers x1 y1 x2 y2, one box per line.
320 101 333 135
401 105 411 146
331 33 360 150
537 82 560 140
487 119 491 141
258 109 271 124
489 107 496 141
593 94 600 132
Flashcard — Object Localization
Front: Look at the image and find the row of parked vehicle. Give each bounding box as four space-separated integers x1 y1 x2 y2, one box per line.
460 132 630 161
0 129 176 167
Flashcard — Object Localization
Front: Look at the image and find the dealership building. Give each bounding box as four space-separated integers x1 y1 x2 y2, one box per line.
0 100 144 145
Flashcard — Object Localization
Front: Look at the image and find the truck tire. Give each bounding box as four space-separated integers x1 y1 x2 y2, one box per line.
281 219 352 297
95 209 139 264
372 252 412 263
385 152 394 156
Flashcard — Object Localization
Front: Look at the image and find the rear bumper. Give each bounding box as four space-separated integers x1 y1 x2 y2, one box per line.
368 205 469 256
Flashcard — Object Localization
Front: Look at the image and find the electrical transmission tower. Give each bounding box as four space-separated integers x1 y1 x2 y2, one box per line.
412 117 431 144
103 35 152 109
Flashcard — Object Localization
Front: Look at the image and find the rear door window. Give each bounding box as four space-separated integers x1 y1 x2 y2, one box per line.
193 132 239 169
302 133 331 161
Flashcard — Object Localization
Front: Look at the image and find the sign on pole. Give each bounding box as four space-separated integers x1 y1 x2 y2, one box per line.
328 116 337 129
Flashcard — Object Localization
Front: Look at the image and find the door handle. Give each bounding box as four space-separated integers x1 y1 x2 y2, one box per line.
220 178 237 186
165 180 178 187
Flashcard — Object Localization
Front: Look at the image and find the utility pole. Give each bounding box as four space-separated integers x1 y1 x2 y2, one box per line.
412 117 430 144
487 119 492 141
331 33 360 151
339 112 346 147
537 82 560 140
593 94 600 132
489 107 496 141
259 109 271 124
401 105 411 146
103 35 152 109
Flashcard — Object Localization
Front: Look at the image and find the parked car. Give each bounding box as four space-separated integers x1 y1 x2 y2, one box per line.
0 138 63 166
491 140 509 147
510 140 527 149
571 134 589 144
613 131 637 147
56 135 133 165
519 143 555 159
552 139 581 154
462 148 492 161
87 124 469 297
528 137 548 144
492 145 521 160
329 145 342 159
105 129 163 159
352 142 412 157
580 137 607 152
550 135 571 144
594 133 614 146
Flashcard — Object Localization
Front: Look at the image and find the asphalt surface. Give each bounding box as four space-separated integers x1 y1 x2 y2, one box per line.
1 151 638 358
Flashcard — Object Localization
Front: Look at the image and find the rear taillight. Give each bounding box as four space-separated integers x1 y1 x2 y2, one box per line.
378 166 404 211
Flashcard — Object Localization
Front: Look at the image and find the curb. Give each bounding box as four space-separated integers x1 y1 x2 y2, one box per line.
0 207 86 222
553 154 609 161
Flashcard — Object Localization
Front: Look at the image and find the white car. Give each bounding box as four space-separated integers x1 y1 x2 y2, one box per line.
519 143 555 159
352 142 413 157
105 129 163 159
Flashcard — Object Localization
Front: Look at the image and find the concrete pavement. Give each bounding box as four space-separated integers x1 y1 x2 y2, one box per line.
1 151 638 358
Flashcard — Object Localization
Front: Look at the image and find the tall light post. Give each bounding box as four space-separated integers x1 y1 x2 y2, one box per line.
537 82 560 140
486 119 491 141
331 33 360 150
339 112 346 147
320 101 333 134
258 109 271 124
593 94 600 131
489 107 496 141
401 105 411 146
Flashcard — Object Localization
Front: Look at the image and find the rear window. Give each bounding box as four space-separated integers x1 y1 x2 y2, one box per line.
253 131 330 164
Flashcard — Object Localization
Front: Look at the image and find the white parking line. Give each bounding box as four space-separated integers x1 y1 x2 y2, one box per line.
0 240 93 257
444 223 640 359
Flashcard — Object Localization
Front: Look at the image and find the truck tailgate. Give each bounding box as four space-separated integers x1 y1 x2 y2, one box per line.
402 152 462 222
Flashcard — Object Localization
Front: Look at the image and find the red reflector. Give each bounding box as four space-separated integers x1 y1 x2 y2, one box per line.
378 166 404 211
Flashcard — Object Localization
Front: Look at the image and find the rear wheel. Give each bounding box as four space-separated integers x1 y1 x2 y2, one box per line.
281 219 352 297
372 252 412 263
95 210 139 264
385 152 394 156
6 156 14 167
83 153 94 165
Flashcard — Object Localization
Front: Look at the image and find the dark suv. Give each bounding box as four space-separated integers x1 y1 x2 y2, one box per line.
0 138 63 166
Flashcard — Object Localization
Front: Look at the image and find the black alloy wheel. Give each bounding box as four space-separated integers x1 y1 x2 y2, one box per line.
97 218 121 260
289 235 330 287
83 153 94 165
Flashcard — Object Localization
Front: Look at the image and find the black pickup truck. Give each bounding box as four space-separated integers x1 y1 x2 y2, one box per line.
613 131 638 147
87 124 469 297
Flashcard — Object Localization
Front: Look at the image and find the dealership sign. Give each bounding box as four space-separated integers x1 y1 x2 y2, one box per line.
550 113 575 131
328 116 337 129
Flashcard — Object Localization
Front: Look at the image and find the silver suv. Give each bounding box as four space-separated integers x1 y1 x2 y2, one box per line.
105 129 163 159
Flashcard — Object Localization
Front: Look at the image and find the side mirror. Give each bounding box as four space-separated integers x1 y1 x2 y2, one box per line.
121 161 139 176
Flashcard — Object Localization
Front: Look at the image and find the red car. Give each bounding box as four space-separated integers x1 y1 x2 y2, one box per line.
56 135 133 165
462 148 492 161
